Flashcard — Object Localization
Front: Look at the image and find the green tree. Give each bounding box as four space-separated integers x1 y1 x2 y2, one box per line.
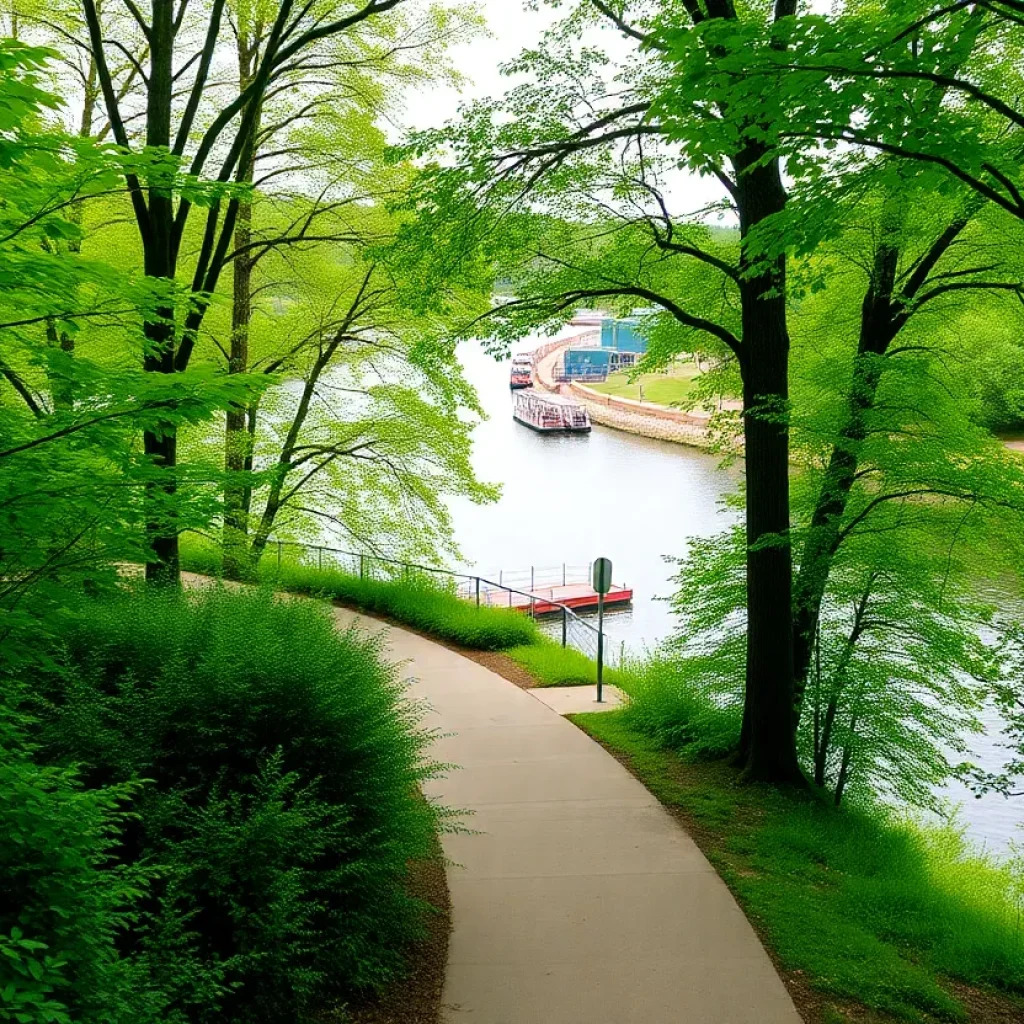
0 39 263 656
199 204 496 572
405 0 811 783
78 0 422 580
203 0 484 576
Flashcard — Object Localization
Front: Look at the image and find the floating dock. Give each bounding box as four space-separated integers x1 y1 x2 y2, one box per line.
462 564 633 616
513 389 591 433
477 582 633 615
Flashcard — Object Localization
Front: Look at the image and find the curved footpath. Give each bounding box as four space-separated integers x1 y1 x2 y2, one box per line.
332 605 801 1024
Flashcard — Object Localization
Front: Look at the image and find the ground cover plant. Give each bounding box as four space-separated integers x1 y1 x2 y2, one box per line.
574 711 1024 1024
15 586 443 1024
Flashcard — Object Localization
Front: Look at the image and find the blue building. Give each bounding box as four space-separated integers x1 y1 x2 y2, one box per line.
558 314 651 381
599 316 648 354
563 348 615 378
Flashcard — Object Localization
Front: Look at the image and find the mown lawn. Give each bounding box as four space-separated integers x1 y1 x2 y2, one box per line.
588 361 700 405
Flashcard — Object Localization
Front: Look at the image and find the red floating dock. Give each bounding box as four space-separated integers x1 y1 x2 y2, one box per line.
475 581 633 616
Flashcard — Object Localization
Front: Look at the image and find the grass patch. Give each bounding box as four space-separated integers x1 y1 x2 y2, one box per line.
571 711 1024 1024
621 655 743 759
589 362 700 405
505 637 628 688
181 538 539 652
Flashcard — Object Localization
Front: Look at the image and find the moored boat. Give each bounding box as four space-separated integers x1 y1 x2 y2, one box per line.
512 389 591 433
509 353 533 389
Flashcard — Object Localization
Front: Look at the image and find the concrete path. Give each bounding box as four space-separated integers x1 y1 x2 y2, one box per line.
333 606 801 1024
530 684 626 714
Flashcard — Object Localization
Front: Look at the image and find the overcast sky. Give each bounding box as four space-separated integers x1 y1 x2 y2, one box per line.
398 1 726 219
399 1 559 133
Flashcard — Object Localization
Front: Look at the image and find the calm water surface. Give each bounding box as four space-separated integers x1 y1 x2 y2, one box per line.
448 335 1023 855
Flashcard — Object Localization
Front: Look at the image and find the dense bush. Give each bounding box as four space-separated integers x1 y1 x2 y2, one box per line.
0 694 169 1024
180 538 539 651
31 586 443 1024
280 566 539 650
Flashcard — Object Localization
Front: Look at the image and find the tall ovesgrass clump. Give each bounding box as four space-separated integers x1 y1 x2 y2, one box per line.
275 564 540 650
621 655 742 758
505 637 629 687
180 537 539 651
735 799 1024 1017
31 586 443 1023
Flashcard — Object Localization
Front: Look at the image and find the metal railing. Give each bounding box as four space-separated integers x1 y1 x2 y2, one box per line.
268 540 627 668
477 564 594 590
531 330 600 364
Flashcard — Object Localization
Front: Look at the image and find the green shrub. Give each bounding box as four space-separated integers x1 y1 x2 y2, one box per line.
0 694 171 1024
35 586 443 1024
621 656 742 759
180 537 539 651
282 566 539 650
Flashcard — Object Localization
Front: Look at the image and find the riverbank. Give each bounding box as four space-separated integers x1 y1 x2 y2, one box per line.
531 335 719 449
472 644 1024 1024
574 712 1024 1024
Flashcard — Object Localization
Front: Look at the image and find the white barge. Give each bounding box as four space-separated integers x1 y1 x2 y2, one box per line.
513 389 591 433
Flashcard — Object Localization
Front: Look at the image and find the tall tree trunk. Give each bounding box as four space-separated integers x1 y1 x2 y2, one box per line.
41 58 99 413
223 35 260 581
834 716 859 807
248 343 338 563
142 0 180 584
732 154 804 785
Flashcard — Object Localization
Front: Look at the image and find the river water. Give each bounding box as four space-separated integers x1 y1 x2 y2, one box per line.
447 334 1023 856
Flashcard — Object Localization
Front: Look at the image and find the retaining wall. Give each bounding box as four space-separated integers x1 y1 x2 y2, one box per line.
569 384 712 447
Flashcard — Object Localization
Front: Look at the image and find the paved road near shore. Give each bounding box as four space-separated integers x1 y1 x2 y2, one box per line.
332 606 801 1024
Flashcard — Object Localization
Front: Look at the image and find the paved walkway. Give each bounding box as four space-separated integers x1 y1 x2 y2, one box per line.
333 606 801 1024
530 683 626 714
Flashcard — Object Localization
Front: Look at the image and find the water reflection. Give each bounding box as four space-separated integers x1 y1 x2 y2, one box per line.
448 336 1022 855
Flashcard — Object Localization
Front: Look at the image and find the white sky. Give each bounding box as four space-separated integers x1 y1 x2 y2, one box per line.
399 0 560 133
397 0 726 219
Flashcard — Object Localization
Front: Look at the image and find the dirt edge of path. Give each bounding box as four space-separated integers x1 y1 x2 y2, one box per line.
342 849 452 1024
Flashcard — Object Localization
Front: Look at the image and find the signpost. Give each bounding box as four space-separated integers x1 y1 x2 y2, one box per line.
592 557 613 702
